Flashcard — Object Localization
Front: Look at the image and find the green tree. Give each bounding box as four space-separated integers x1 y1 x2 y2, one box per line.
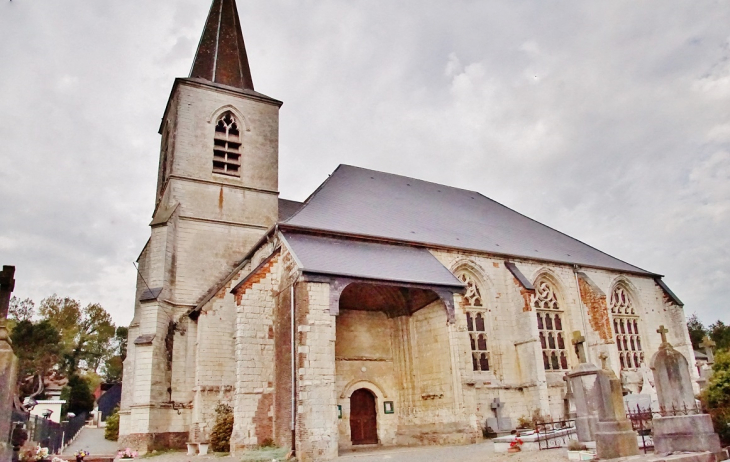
10 320 61 398
701 350 730 445
8 296 35 322
115 326 128 360
39 295 116 375
66 374 94 415
686 313 708 351
709 321 730 352
101 326 128 382
101 356 124 383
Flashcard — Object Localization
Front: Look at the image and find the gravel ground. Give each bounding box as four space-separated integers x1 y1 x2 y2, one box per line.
137 442 569 462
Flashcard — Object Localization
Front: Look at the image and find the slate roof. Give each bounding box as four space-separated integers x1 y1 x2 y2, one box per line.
282 165 654 276
282 232 464 288
190 0 255 91
278 198 303 222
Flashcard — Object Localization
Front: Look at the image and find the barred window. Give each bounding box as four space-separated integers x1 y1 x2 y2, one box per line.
213 112 241 176
533 280 568 371
459 273 489 372
610 286 644 370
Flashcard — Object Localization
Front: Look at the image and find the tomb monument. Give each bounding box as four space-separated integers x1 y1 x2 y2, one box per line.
566 331 601 442
650 326 725 458
594 353 640 459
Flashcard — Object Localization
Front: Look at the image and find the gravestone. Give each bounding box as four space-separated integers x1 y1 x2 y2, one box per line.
486 397 513 432
0 266 19 462
563 374 577 419
594 353 640 459
566 331 601 442
650 326 724 457
700 336 716 365
698 335 716 391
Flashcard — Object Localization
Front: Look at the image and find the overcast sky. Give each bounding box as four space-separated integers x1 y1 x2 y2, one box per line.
1 1 728 328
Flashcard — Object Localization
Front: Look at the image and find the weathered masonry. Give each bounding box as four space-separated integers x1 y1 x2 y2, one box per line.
118 1 697 460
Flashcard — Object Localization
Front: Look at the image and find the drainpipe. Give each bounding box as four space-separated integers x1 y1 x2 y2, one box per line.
290 275 299 457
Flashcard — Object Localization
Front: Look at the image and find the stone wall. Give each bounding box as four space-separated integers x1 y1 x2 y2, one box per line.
294 282 338 462
335 310 398 449
230 252 280 449
430 250 696 426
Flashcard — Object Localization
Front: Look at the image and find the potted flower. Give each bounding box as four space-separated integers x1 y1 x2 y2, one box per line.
23 446 50 461
508 434 524 453
75 449 90 462
117 448 138 460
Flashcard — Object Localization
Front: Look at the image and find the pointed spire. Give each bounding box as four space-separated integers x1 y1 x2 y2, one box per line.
190 0 254 91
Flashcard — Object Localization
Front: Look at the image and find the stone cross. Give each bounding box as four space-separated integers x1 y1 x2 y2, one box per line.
572 331 587 363
0 266 15 322
657 325 669 344
700 335 716 364
598 352 609 370
491 397 504 420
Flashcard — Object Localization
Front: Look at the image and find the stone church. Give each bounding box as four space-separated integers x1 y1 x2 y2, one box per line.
118 0 697 459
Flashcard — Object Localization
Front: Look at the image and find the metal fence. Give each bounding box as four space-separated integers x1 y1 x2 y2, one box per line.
535 418 578 450
625 403 730 454
10 410 88 456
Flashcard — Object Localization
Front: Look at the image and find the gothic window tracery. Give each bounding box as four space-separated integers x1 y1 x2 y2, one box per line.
212 111 242 176
532 279 568 371
610 285 644 370
459 272 489 372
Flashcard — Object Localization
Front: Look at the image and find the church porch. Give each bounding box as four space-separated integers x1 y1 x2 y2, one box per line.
275 232 479 460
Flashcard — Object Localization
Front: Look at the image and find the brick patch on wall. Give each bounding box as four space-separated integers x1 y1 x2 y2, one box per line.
578 277 611 341
512 276 533 312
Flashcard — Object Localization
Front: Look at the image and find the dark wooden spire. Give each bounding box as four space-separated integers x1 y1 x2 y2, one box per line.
190 0 254 91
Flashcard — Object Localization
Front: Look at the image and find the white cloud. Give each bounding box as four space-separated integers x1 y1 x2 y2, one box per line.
1 0 729 327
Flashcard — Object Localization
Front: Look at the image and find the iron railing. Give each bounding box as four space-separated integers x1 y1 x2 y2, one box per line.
535 418 578 450
9 410 88 456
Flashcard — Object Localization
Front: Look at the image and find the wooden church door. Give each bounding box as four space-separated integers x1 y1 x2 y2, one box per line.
350 389 378 445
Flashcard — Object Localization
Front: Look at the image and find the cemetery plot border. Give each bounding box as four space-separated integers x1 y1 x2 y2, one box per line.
625 405 654 454
626 402 722 454
535 418 578 450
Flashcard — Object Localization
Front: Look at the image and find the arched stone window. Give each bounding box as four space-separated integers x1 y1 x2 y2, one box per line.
459 272 489 372
212 111 242 176
610 285 644 370
532 279 568 371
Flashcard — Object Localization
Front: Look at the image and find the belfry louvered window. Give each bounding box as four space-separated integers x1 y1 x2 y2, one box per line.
610 286 644 370
213 112 241 176
459 273 490 372
534 280 568 371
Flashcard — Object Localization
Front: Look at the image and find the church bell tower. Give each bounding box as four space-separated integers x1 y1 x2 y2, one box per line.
119 0 282 449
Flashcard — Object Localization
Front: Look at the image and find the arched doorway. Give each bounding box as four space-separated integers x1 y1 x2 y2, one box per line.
350 388 378 445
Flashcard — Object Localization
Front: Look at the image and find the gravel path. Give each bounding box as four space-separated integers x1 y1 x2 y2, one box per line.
62 427 120 456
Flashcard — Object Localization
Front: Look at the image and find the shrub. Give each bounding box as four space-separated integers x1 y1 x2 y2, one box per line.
105 408 119 441
516 415 532 429
210 403 233 452
701 350 730 445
